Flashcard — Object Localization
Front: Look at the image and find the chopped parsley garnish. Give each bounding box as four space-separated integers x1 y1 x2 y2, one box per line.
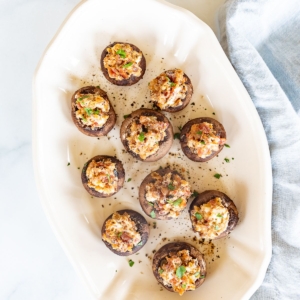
174 132 180 140
197 130 203 135
77 95 89 102
169 82 176 87
200 140 205 145
158 269 164 274
194 272 200 277
67 162 70 166
106 174 111 182
178 125 182 131
195 212 202 220
137 241 143 246
167 183 175 190
123 114 131 119
138 132 145 142
116 49 126 58
224 144 230 148
150 210 156 218
176 266 186 279
172 198 183 206
96 86 100 88
84 107 93 116
200 275 205 278
217 213 223 218
127 178 132 182
224 158 230 163
214 173 222 179
123 62 133 68
192 191 199 197
81 116 87 122
148 202 154 206
182 283 187 289
128 259 134 267
93 109 100 115
117 232 123 237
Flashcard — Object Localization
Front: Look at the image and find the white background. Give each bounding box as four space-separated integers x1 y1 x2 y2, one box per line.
0 1 224 299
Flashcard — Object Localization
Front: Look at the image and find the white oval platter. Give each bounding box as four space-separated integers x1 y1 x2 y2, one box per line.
33 0 272 299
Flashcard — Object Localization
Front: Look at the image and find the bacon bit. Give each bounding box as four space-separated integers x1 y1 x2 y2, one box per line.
198 123 210 133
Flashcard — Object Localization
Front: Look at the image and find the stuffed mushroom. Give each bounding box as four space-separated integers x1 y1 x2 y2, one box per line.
180 117 226 162
149 69 193 112
71 86 116 137
139 167 192 220
152 242 206 295
189 190 239 240
100 42 146 86
120 109 173 162
101 209 149 256
81 155 125 198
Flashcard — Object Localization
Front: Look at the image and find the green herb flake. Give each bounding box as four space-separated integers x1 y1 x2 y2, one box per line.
194 272 200 277
212 112 216 115
123 114 131 119
224 144 230 148
174 132 180 140
106 174 111 182
94 109 100 115
192 191 199 197
138 132 145 142
172 198 183 206
96 85 101 88
169 82 176 87
127 178 132 182
128 259 134 267
137 241 143 246
182 283 187 289
224 158 230 163
116 49 126 58
217 213 223 218
200 140 205 145
84 107 93 116
178 125 182 131
195 212 202 220
123 62 133 68
200 275 205 278
167 183 175 191
214 173 222 179
158 269 164 274
67 162 70 166
176 266 186 279
117 232 123 237
197 130 203 135
77 95 89 102
148 202 154 206
215 226 219 230
81 116 87 122
150 210 156 218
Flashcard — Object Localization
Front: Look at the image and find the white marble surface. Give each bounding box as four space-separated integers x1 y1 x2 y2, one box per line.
0 0 223 299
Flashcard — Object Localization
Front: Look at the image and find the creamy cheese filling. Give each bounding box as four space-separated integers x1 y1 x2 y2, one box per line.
159 249 201 296
125 115 169 160
102 212 141 253
190 197 230 239
145 171 191 218
149 69 187 109
186 122 226 158
86 159 118 194
103 43 142 80
75 92 110 129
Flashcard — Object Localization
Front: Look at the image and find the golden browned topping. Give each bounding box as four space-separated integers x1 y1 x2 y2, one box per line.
126 115 169 160
186 122 226 158
145 172 191 218
102 212 141 253
148 69 188 109
75 92 110 129
191 197 229 239
159 249 201 296
103 43 143 80
86 159 118 194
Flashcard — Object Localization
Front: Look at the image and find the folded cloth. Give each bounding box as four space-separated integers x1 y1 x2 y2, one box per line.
218 0 300 299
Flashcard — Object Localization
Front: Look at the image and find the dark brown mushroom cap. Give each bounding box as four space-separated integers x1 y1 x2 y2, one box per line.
152 242 206 293
180 117 226 162
120 109 173 162
152 70 193 113
139 167 187 220
71 86 116 137
101 209 150 256
81 155 125 198
189 190 239 239
100 42 146 86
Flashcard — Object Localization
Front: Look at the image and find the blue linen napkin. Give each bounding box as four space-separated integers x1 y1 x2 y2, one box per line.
218 0 300 299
